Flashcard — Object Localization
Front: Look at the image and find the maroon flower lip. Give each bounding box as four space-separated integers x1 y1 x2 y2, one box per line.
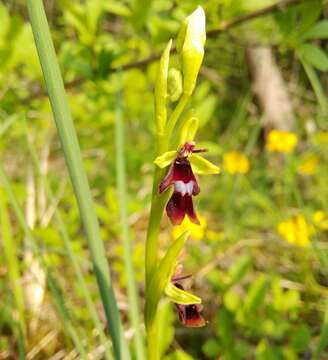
172 274 206 328
159 142 206 226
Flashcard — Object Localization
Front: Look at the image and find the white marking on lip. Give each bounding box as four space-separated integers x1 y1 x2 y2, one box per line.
174 180 194 196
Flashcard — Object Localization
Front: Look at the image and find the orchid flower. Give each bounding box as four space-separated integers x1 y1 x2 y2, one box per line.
171 266 205 327
154 119 220 226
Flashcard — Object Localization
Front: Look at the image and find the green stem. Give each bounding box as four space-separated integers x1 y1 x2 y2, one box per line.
26 2 127 359
115 93 146 360
145 94 189 360
165 94 189 141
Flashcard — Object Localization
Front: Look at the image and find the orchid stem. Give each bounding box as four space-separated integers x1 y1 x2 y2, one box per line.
145 94 189 360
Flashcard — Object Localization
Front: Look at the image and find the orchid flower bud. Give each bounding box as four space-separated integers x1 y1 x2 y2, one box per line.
155 39 172 136
168 68 183 102
177 6 206 96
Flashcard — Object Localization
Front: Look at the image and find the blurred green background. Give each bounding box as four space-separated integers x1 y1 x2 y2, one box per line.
1 0 328 359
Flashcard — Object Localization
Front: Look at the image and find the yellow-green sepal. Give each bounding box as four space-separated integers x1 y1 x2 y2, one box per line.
165 282 201 305
179 116 199 146
155 39 172 135
154 150 177 168
145 231 189 328
190 154 220 174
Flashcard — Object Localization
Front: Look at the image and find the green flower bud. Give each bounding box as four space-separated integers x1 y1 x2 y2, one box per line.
155 39 172 136
177 6 206 96
168 68 183 102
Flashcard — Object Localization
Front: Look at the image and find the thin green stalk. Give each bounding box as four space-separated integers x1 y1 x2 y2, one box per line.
145 93 189 360
0 165 88 359
115 94 146 360
26 137 113 360
165 94 189 143
0 189 26 338
145 95 189 285
26 2 127 359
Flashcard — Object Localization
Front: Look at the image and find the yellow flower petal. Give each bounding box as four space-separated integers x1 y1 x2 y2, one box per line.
266 130 298 153
223 151 250 175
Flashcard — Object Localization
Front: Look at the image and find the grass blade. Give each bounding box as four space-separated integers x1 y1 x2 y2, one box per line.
26 1 127 358
25 134 113 360
115 91 146 360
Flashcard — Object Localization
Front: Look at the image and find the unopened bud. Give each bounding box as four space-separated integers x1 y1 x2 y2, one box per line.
177 6 206 96
168 68 183 102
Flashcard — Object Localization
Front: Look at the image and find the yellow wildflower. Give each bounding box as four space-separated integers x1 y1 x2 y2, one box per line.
277 215 311 247
313 211 328 230
297 155 319 176
266 130 298 153
223 151 250 175
173 215 206 241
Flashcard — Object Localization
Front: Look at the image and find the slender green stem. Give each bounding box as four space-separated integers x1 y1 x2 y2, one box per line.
145 95 189 285
115 92 146 360
26 2 127 358
26 137 113 360
0 165 88 359
145 94 189 360
165 94 189 142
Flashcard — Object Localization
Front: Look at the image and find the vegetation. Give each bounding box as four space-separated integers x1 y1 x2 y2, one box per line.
1 0 328 359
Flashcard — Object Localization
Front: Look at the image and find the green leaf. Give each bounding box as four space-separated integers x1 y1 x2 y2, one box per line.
244 274 269 314
179 116 199 146
290 326 311 352
154 150 176 168
299 43 328 72
228 255 252 285
145 231 189 327
302 20 328 40
103 1 131 16
190 154 220 175
299 0 322 33
202 339 221 358
301 60 328 112
165 282 201 305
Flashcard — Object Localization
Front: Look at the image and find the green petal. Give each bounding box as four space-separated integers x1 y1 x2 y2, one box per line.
154 150 176 168
179 116 199 146
190 154 220 175
165 282 201 305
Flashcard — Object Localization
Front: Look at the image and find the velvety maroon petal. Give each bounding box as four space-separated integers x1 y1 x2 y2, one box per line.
159 162 175 193
166 192 186 225
175 303 206 328
185 194 200 225
159 158 200 193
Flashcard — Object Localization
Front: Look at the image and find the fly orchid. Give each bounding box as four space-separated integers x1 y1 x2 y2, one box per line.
159 142 205 225
145 6 214 358
171 266 205 327
155 127 220 226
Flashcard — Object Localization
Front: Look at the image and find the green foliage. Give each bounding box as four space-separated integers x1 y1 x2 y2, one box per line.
1 0 328 359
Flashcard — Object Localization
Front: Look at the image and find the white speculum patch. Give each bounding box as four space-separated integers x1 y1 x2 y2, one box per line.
174 180 194 196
